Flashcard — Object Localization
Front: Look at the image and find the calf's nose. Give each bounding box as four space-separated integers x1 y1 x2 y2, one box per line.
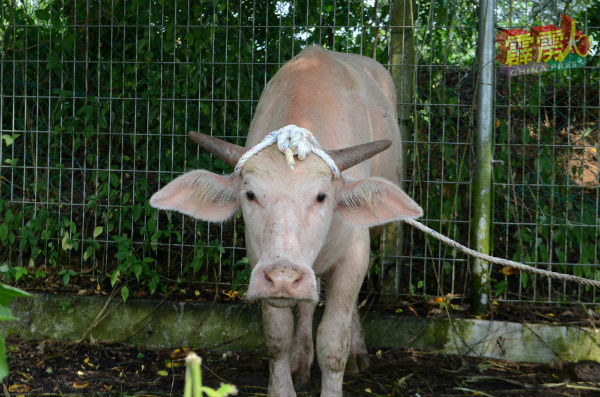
247 262 316 301
264 264 304 294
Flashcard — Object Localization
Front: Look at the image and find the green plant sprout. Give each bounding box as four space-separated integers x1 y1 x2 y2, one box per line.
184 352 238 397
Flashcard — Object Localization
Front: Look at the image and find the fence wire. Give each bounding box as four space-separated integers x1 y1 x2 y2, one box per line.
0 0 598 305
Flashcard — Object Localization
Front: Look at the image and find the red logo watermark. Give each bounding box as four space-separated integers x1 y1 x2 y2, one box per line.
497 14 590 76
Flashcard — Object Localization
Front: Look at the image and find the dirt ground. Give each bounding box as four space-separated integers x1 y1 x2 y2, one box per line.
4 279 600 396
4 335 600 397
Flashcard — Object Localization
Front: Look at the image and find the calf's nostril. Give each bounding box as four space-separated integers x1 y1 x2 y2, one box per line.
264 272 274 285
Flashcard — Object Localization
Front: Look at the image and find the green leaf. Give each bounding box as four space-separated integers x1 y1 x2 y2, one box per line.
1 134 19 146
521 272 529 289
0 223 8 242
0 306 16 322
58 269 76 286
0 284 33 310
121 285 130 302
61 233 73 251
14 267 28 282
35 7 50 21
93 226 104 239
133 264 142 280
554 247 566 264
110 173 119 188
132 204 142 222
83 246 94 261
110 270 120 287
201 384 238 397
34 269 46 280
0 336 7 380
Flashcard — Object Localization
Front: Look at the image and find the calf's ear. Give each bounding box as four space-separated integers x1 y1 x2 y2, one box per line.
150 170 240 222
337 177 422 227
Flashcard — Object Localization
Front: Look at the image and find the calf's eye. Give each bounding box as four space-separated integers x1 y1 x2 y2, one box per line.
316 193 326 203
246 191 255 201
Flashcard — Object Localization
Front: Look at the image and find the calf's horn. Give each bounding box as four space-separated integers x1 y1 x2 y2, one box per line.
188 131 246 167
189 131 391 172
327 140 392 171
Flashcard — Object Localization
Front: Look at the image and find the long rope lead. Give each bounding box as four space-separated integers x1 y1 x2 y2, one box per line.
404 218 600 289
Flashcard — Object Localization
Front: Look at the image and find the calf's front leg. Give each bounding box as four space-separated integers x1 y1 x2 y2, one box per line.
262 302 296 397
316 238 370 397
291 299 317 390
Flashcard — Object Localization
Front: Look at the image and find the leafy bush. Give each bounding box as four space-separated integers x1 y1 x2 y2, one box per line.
0 284 33 379
0 0 389 298
1 0 598 304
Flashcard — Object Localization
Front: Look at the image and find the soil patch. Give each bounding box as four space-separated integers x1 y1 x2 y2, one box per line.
5 336 600 396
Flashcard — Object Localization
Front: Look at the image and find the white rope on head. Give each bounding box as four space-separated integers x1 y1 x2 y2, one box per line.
234 124 340 177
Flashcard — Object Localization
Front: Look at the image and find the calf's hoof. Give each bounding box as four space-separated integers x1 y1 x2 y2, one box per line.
345 351 370 374
293 372 311 392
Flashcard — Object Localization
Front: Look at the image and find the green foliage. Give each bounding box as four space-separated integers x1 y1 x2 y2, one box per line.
0 0 389 299
490 4 600 298
231 257 250 292
0 0 598 304
0 284 33 379
405 1 600 301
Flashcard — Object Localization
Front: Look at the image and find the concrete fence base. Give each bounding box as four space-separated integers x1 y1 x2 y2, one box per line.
4 294 600 364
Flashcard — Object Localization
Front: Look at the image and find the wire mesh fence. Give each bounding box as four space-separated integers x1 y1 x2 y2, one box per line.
491 1 600 304
0 0 598 305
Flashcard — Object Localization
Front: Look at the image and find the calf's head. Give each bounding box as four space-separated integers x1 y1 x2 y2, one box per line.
150 132 422 307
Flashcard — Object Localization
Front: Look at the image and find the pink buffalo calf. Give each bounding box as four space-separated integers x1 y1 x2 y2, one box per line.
150 46 422 397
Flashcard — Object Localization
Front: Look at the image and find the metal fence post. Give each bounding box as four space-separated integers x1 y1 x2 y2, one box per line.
383 0 415 297
471 0 495 315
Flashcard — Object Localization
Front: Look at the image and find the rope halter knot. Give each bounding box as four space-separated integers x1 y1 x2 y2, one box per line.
234 124 340 177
